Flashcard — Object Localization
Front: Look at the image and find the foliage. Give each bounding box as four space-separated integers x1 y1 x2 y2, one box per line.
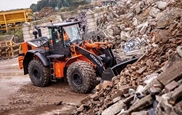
7 29 23 36
0 29 23 42
30 0 90 12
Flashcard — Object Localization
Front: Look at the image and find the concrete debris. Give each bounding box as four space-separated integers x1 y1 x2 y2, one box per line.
101 100 126 115
165 81 179 93
149 7 160 18
156 1 168 10
73 0 182 115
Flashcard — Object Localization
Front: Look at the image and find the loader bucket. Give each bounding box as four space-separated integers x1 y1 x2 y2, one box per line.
102 57 138 81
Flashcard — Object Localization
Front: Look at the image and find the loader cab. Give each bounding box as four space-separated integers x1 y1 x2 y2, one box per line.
48 21 82 57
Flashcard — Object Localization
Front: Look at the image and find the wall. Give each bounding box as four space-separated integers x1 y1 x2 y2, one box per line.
22 7 106 41
22 15 62 41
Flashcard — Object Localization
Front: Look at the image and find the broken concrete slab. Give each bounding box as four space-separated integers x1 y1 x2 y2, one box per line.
165 81 179 93
157 60 182 85
127 95 154 114
101 100 126 115
169 85 182 105
136 66 147 74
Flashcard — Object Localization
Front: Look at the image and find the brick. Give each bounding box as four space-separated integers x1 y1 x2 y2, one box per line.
165 81 179 93
102 81 113 89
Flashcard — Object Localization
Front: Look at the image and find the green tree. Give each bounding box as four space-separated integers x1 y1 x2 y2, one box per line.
49 0 58 8
37 0 49 11
30 0 89 12
30 3 37 12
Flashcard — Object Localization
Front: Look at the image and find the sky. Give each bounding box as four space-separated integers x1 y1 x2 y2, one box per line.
0 0 39 11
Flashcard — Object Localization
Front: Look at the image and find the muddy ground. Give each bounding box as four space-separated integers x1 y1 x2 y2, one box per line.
0 58 89 115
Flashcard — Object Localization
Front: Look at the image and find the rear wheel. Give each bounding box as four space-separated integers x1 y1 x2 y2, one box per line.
28 59 50 87
67 61 98 93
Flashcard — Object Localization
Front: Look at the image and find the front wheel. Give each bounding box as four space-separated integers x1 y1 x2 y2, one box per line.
28 59 50 87
67 61 98 93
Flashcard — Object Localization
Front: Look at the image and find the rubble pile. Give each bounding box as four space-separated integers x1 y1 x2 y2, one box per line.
37 7 56 19
93 0 182 58
73 0 182 115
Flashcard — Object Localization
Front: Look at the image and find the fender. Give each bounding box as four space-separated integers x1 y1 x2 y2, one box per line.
23 50 50 75
65 46 105 76
63 55 91 76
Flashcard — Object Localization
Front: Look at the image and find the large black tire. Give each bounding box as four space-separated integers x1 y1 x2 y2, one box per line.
28 59 50 87
67 61 97 93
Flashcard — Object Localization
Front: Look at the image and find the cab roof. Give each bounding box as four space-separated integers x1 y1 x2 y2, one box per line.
47 21 80 28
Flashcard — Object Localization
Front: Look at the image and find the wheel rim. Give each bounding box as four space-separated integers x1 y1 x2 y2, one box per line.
72 73 82 86
33 68 40 80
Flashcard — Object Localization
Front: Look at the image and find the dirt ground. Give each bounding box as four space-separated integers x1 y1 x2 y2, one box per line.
0 58 89 115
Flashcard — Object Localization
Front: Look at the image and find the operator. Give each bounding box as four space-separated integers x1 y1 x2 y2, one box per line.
64 31 69 41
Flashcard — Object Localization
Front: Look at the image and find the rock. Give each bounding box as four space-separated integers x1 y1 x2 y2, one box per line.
176 46 182 58
156 94 174 115
132 17 138 26
155 12 164 21
77 104 85 112
149 7 160 18
129 88 136 95
107 15 112 22
101 100 126 115
157 59 182 85
156 8 182 29
118 85 131 94
136 66 147 74
127 95 154 114
120 31 130 41
136 85 145 94
125 50 145 56
102 81 113 89
165 81 179 93
113 96 121 103
112 26 121 35
99 97 105 103
169 85 182 105
146 59 152 66
111 89 123 98
107 28 114 36
149 83 162 95
144 0 154 5
135 4 141 14
95 84 102 92
55 101 62 106
140 24 148 34
174 100 182 115
136 22 149 30
156 1 168 10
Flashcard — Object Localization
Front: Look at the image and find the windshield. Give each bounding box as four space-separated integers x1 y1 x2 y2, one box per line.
63 24 82 43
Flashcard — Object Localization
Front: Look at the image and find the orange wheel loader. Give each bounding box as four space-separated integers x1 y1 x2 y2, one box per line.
18 21 137 93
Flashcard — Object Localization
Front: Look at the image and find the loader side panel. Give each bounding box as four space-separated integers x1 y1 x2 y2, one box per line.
75 46 105 76
53 61 66 79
